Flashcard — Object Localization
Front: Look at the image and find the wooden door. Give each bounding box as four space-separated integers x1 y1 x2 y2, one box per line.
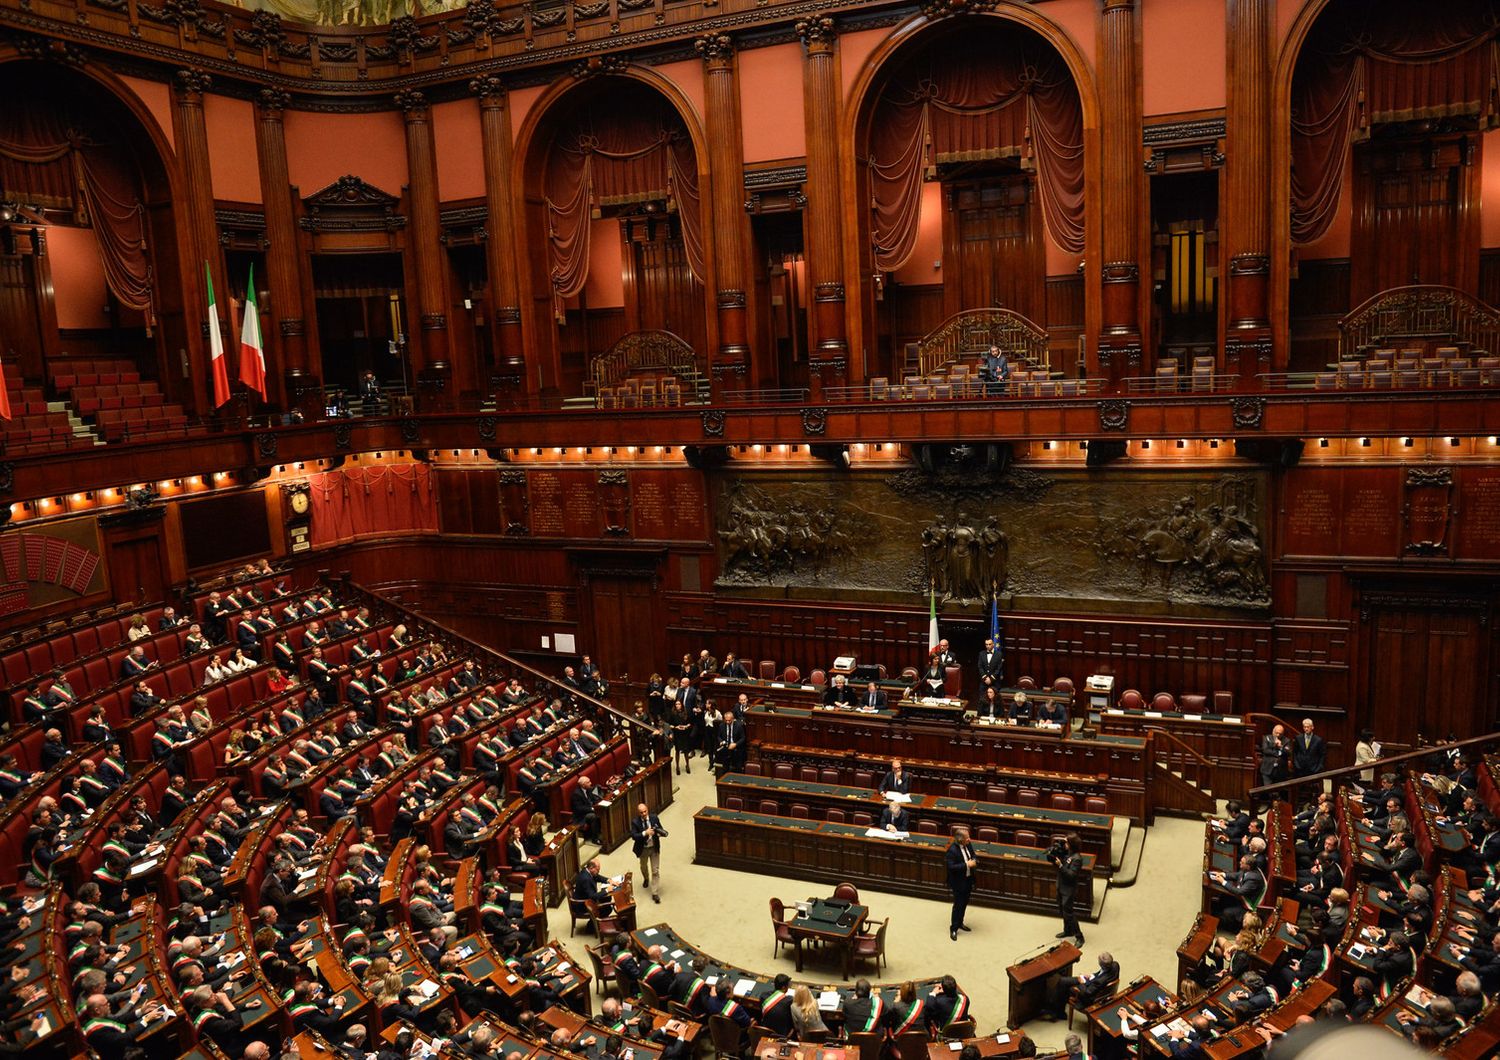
586 573 659 688
0 244 47 378
626 217 707 357
103 526 169 607
1368 602 1488 744
575 550 663 688
944 176 1045 324
1351 134 1480 301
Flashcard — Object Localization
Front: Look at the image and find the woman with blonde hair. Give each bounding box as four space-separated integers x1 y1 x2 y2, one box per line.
790 984 829 1039
223 729 249 766
127 614 151 642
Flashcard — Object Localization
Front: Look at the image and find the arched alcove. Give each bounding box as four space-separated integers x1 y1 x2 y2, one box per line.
0 59 184 393
516 73 713 399
844 12 1095 379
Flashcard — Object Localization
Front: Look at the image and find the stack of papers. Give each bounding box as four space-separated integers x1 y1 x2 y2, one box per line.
864 828 908 840
817 990 841 1011
734 979 756 997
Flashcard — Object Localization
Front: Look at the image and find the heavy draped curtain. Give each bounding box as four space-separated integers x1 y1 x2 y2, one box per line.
0 103 155 324
865 34 1085 272
307 463 438 548
544 100 706 322
1290 0 1500 244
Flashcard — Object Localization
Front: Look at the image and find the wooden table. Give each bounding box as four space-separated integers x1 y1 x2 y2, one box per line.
1005 942 1080 1029
694 808 1097 920
926 1034 1026 1060
787 897 868 980
717 772 1116 868
743 705 1149 824
629 923 955 1031
756 1043 859 1060
1084 976 1176 1060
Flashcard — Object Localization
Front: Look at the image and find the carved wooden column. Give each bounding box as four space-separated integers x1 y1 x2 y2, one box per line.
171 68 229 417
1224 0 1275 385
696 33 754 393
394 89 457 408
797 15 849 395
1097 0 1144 389
472 75 528 401
254 88 314 413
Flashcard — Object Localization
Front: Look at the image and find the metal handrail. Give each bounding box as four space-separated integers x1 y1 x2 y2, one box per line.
1249 731 1500 799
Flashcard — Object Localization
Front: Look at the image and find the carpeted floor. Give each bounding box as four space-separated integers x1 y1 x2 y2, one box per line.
543 759 1206 1051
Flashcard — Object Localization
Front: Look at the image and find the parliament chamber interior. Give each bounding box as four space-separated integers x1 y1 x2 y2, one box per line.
3 0 1500 1056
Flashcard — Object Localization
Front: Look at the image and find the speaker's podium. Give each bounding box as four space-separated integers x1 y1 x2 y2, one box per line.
1005 941 1082 1028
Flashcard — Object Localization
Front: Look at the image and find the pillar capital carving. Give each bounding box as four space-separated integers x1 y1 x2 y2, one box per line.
173 67 212 100
795 16 837 54
393 89 429 118
257 88 291 116
469 75 507 105
695 32 735 66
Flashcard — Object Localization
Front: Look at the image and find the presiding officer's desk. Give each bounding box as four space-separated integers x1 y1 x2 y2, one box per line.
743 705 1148 824
715 772 1115 869
628 922 958 1028
709 675 967 722
693 806 1096 919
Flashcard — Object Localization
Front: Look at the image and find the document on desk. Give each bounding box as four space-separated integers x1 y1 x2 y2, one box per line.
734 979 756 997
817 990 841 1011
883 792 912 803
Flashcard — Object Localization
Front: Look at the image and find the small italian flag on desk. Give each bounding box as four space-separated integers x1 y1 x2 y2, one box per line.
206 262 231 408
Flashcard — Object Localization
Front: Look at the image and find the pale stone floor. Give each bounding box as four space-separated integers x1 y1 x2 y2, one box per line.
543 760 1206 1051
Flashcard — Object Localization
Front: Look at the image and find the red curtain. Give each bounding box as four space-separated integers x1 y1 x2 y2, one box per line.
866 33 1085 271
544 92 706 321
307 463 438 549
1290 0 1500 245
0 103 156 324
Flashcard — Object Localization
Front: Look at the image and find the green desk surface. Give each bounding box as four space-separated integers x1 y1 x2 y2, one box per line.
1099 708 1243 724
719 773 1113 827
631 924 946 1009
696 806 1096 869
745 705 1147 748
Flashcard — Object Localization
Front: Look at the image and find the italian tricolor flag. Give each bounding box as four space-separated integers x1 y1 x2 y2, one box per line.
239 263 267 399
206 262 231 408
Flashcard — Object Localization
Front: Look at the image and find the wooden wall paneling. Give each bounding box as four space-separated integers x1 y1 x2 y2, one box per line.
1045 274 1085 369
1286 258 1349 371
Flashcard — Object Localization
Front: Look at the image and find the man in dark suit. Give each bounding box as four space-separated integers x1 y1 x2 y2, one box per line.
630 802 668 903
716 709 747 771
977 638 1003 690
573 858 612 915
1369 830 1421 891
719 654 749 680
758 974 796 1035
879 803 911 832
1258 724 1288 796
1049 832 1085 943
1292 718 1326 782
677 677 698 714
860 681 888 710
571 776 602 843
128 680 159 718
945 827 977 941
1042 952 1118 1021
878 761 911 796
841 979 885 1035
235 620 261 660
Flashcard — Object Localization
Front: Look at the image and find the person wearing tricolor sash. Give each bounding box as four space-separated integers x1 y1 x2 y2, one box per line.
842 979 885 1034
82 992 160 1060
888 981 926 1036
925 976 970 1033
759 974 795 1035
710 979 752 1028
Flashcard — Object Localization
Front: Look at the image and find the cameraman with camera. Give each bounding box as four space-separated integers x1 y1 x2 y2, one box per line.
1047 833 1085 944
